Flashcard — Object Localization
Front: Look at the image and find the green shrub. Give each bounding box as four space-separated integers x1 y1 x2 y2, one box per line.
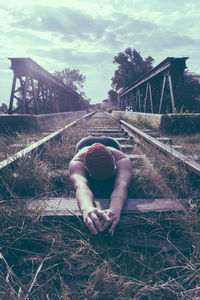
160 113 200 135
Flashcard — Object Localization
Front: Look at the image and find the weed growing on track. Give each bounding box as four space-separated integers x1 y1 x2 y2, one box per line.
172 133 200 144
1 201 200 299
42 120 90 169
1 116 200 299
119 114 156 129
0 152 52 199
170 133 200 163
128 157 163 199
0 130 49 159
138 137 200 200
0 120 89 199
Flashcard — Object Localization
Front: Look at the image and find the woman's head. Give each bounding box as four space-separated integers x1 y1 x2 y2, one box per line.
84 143 116 181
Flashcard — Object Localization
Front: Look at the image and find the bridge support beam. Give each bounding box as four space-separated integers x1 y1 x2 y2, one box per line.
120 57 188 114
8 58 80 115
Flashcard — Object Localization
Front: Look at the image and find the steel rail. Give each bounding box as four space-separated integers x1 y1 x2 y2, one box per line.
120 119 200 177
0 111 95 171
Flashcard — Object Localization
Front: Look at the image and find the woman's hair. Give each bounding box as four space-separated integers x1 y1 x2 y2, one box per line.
84 143 116 181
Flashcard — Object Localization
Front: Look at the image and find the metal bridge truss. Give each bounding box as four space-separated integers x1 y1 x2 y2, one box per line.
119 57 188 114
8 58 80 114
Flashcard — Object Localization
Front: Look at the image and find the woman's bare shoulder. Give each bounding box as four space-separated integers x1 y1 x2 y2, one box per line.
71 147 89 162
108 147 128 160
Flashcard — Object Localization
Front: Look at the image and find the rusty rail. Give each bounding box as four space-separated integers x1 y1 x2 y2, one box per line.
120 119 200 177
0 111 95 171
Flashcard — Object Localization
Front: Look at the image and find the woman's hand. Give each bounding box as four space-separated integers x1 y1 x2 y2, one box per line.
82 207 111 235
102 208 122 234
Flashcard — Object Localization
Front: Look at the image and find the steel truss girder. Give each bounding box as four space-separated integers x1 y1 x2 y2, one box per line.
8 57 79 114
120 57 188 114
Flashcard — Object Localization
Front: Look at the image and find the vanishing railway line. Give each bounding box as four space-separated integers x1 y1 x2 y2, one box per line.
1 111 199 195
1 111 200 299
1 111 200 178
1 112 200 212
1 112 200 246
120 119 200 176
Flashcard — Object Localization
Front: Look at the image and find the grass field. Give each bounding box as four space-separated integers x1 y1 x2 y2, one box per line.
0 117 200 299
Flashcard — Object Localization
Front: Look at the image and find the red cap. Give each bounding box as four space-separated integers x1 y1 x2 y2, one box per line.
85 143 115 181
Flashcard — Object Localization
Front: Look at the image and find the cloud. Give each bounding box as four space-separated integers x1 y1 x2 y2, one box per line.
136 31 200 54
30 46 112 69
0 0 200 105
9 6 110 41
6 3 200 60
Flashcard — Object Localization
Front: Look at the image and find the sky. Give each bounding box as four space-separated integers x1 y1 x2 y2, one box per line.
0 0 200 106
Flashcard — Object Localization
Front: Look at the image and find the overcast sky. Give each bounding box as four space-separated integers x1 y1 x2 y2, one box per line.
0 0 200 105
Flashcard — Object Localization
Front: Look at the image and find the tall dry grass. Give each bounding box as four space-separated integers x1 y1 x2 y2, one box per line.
0 115 200 299
1 203 200 299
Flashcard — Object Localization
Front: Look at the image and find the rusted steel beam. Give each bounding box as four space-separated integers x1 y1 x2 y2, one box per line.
9 58 77 95
8 58 80 114
168 73 176 113
120 57 188 114
120 57 188 97
158 73 167 113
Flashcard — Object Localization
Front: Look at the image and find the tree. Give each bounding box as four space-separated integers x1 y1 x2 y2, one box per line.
54 68 86 92
54 67 91 111
182 72 200 112
0 103 8 113
111 48 154 91
108 89 118 104
79 91 91 110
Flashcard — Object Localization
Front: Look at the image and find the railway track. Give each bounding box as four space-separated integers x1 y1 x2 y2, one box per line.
2 111 200 299
1 111 199 251
0 112 94 171
119 119 200 177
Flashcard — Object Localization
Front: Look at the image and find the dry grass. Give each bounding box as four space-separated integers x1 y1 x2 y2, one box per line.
119 114 156 130
136 134 200 202
169 134 200 163
1 115 200 299
0 120 89 199
0 130 49 160
171 133 200 144
1 203 200 299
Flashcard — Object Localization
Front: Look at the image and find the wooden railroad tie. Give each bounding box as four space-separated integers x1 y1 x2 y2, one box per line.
88 129 122 134
22 197 184 217
20 197 188 251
